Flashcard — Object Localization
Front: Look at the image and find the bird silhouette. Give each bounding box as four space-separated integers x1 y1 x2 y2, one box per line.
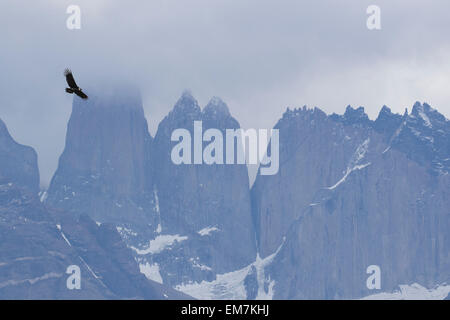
64 69 88 99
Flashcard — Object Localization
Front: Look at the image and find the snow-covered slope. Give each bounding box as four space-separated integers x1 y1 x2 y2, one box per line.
362 283 450 300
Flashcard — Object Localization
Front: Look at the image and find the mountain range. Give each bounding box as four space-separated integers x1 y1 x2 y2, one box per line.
1 87 449 299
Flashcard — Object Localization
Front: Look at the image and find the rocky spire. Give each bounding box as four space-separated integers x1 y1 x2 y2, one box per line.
46 85 158 228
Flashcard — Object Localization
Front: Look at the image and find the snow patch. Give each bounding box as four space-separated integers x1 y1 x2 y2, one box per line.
176 240 284 300
116 226 138 237
56 224 72 247
131 234 188 255
327 138 371 190
0 272 62 289
352 138 370 164
362 283 450 300
189 258 212 271
411 127 434 143
254 239 284 300
154 188 162 234
198 226 220 236
418 106 432 128
153 188 160 214
327 163 371 190
39 191 48 203
79 256 102 283
139 262 163 284
176 263 249 300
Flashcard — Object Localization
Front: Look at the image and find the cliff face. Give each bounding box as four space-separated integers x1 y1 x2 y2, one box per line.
45 90 256 288
0 185 190 299
0 118 39 194
7 87 448 299
0 118 188 299
252 103 450 299
142 92 256 285
153 93 254 243
46 87 158 229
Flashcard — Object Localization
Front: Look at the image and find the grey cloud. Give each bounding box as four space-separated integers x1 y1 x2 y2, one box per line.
0 0 449 186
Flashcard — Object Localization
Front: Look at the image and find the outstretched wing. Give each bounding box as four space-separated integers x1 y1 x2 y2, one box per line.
64 69 78 89
75 90 88 99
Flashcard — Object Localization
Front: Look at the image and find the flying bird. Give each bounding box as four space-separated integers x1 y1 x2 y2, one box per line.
64 69 88 99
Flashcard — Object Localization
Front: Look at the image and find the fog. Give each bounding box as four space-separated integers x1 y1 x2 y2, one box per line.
1 0 449 187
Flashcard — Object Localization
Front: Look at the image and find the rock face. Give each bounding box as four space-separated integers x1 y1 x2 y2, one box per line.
141 92 256 286
252 103 450 299
5 89 448 300
389 102 450 175
0 118 39 193
0 120 189 299
0 185 191 299
45 90 256 290
46 87 158 230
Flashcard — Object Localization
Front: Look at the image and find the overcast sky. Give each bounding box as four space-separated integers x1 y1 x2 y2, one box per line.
1 0 450 187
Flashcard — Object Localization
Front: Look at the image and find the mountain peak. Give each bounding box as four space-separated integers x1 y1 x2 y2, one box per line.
172 90 201 115
375 105 397 122
344 105 368 118
0 117 39 193
0 117 9 137
181 89 194 99
203 96 231 117
379 105 392 115
373 105 402 137
409 101 449 129
330 105 371 127
410 101 433 128
46 86 156 225
411 101 425 115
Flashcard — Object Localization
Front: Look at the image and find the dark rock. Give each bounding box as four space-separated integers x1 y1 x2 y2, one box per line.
244 266 258 300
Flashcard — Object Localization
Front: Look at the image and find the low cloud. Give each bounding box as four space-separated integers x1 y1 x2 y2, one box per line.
0 0 449 186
